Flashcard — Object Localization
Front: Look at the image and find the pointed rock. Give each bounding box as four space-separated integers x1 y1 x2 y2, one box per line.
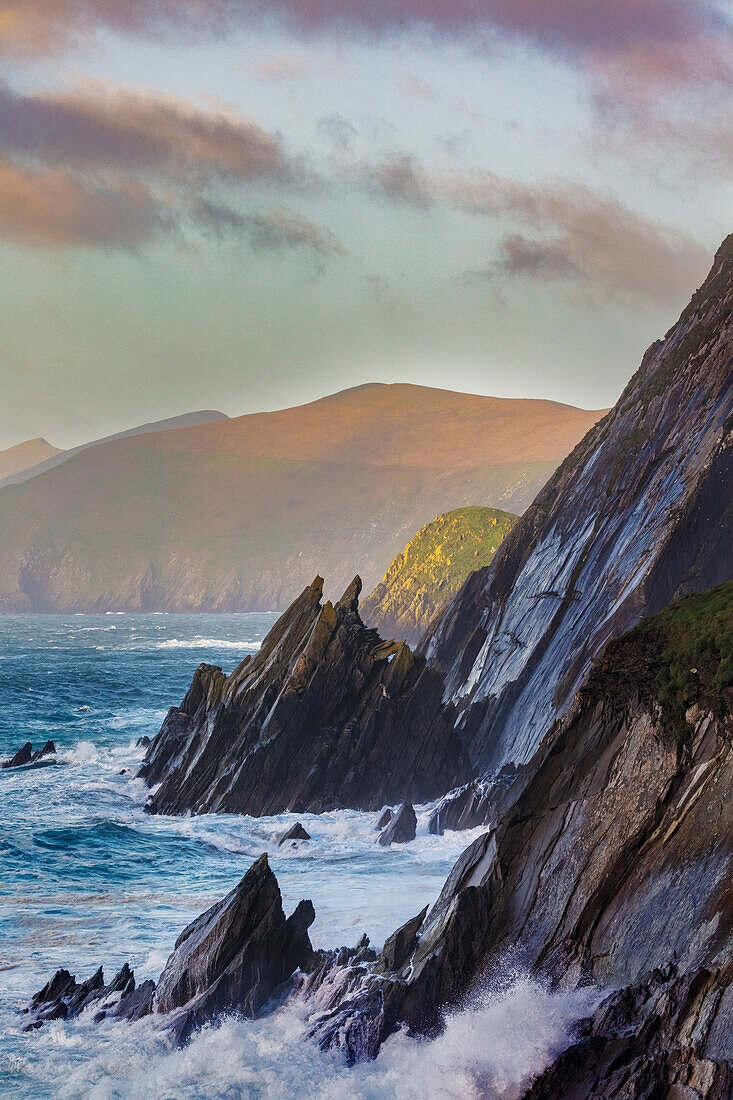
278 822 311 845
377 802 417 846
2 742 32 768
154 853 315 1041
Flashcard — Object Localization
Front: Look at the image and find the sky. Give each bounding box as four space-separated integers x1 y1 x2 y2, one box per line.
0 1 730 449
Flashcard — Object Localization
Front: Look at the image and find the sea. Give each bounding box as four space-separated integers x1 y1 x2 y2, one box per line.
0 614 596 1099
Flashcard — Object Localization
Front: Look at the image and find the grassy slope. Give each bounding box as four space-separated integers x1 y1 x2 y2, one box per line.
362 506 518 644
0 384 605 613
587 581 733 739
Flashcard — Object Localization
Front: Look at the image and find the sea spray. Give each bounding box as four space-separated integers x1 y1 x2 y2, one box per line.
5 977 597 1100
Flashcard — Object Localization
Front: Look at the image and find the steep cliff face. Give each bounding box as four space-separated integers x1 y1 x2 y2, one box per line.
424 236 733 772
307 583 733 1075
141 575 472 816
361 506 517 645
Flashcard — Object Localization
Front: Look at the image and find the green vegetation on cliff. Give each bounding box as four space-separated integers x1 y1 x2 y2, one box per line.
361 506 518 645
588 581 733 739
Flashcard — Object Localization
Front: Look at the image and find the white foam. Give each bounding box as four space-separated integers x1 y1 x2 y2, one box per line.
15 976 596 1100
154 638 262 651
58 741 101 765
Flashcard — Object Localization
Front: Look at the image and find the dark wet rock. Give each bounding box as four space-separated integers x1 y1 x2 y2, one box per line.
141 576 472 816
427 764 522 834
24 962 146 1031
24 854 315 1043
423 236 733 774
3 741 32 768
377 802 417 846
522 964 733 1100
3 740 56 769
154 853 315 1042
305 585 733 1066
376 907 427 976
375 807 393 830
136 735 151 749
278 822 311 845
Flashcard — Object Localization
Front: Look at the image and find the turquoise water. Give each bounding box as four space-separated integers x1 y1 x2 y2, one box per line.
0 615 591 1098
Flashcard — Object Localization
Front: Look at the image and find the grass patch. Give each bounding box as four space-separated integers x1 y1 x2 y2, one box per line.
587 581 733 740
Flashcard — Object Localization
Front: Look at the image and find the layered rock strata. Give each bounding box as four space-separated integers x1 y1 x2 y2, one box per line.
141 576 472 816
424 236 733 772
304 584 733 1075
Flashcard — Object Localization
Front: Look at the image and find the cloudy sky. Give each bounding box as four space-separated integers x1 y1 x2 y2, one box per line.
0 0 730 448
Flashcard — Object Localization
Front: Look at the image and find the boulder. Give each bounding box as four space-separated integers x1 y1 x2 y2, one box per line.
375 807 393 830
278 822 311 845
377 802 417 846
136 735 151 749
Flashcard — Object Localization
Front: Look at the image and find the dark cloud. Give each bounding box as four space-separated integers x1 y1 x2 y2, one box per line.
370 159 709 306
196 200 346 256
1 0 726 59
488 233 580 279
367 156 431 205
0 156 170 247
0 83 286 182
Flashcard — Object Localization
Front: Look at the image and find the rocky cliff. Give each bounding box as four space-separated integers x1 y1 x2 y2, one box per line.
141 575 472 816
305 582 733 1084
424 236 733 773
361 506 517 645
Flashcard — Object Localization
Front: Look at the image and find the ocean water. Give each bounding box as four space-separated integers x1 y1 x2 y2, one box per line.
0 615 595 1099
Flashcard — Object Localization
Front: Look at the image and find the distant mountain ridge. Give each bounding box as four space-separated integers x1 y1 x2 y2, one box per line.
0 384 604 613
0 411 228 490
0 438 62 481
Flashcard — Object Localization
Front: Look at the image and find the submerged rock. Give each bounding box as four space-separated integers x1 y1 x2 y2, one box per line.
25 853 315 1044
376 802 417 846
278 822 311 845
140 575 472 816
2 740 55 769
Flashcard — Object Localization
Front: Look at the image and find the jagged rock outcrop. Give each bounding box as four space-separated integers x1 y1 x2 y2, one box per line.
23 963 154 1031
154 853 315 1041
305 584 733 1071
140 576 472 816
424 236 733 773
362 506 517 645
376 802 417 846
427 763 520 834
2 740 55 769
25 854 315 1043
